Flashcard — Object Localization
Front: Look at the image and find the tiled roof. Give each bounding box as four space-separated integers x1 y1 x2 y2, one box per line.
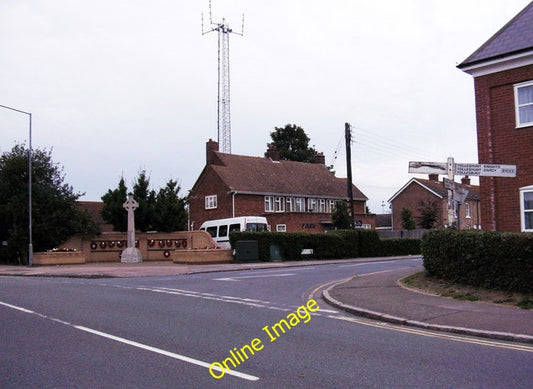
389 178 480 202
458 2 533 68
414 178 480 201
209 151 368 200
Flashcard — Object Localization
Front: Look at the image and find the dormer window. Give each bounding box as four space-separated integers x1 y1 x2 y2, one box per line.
515 81 533 128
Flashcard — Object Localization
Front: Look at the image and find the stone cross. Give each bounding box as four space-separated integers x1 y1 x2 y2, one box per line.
121 194 142 263
123 194 139 248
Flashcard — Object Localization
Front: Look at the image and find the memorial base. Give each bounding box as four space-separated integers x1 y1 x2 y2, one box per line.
121 247 143 263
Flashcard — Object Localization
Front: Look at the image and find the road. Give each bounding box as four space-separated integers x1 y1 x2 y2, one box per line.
1 258 532 388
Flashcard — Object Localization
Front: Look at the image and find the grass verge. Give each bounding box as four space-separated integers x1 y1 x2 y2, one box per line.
401 271 532 310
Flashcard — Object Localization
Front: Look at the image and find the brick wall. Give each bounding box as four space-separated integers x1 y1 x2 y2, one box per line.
474 64 533 231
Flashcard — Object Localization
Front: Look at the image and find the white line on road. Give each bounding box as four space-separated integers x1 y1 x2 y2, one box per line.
214 273 294 281
0 300 259 381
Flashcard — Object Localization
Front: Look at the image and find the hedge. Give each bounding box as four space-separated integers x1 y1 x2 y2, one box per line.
229 229 421 262
421 229 533 294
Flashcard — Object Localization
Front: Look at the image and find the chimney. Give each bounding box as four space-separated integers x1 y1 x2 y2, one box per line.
461 175 471 186
428 174 439 182
315 152 325 165
265 144 280 161
206 139 219 165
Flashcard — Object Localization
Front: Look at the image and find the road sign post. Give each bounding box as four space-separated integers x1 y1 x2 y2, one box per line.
409 157 516 228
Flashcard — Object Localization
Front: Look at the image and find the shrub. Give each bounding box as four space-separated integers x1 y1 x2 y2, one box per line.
421 229 533 294
229 229 421 262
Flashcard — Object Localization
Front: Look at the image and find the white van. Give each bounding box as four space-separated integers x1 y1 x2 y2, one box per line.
199 216 269 248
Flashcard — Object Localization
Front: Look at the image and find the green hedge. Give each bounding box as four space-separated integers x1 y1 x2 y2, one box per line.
421 229 533 293
229 229 420 262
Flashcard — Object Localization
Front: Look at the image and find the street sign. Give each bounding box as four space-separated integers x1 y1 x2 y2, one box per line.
455 163 516 177
443 177 460 191
408 161 447 175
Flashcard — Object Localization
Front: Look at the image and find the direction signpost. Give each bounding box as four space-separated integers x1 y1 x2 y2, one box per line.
408 157 517 227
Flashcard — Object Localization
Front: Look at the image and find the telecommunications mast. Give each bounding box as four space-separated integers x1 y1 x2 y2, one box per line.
202 0 244 154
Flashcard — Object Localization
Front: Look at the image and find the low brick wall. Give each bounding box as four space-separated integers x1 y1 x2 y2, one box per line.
172 248 233 264
33 251 86 265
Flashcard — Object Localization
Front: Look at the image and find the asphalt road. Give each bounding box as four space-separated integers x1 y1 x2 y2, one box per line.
1 258 533 388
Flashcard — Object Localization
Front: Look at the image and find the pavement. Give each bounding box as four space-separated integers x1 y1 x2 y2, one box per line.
1 256 532 344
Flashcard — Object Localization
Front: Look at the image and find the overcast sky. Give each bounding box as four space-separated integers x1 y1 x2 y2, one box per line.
1 0 530 214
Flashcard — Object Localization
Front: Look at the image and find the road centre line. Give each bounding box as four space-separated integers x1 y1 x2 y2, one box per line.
0 301 259 381
137 287 290 311
328 315 533 353
213 273 294 281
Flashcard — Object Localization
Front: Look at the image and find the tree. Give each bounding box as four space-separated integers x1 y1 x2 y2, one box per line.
266 124 320 163
0 144 99 264
331 200 352 229
401 207 416 230
101 173 188 233
417 200 439 229
153 180 188 232
132 170 156 232
101 177 128 232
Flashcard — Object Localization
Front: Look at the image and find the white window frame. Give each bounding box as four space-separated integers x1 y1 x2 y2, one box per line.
308 198 317 212
265 196 274 212
326 199 336 213
276 224 287 232
205 195 217 209
520 185 533 232
295 197 306 212
286 197 295 212
514 81 533 128
465 202 471 218
317 199 326 213
274 196 285 212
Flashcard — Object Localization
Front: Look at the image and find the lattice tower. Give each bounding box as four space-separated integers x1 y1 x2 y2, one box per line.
202 2 243 154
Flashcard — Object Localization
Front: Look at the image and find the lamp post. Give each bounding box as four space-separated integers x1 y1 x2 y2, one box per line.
0 104 33 266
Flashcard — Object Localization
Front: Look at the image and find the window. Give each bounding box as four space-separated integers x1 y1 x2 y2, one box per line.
515 81 533 127
317 199 326 213
295 197 306 212
327 199 336 213
265 196 274 212
276 224 287 232
274 196 285 212
520 186 533 232
465 202 471 218
205 195 217 209
229 223 241 232
206 226 217 237
286 197 295 212
218 225 228 237
308 198 317 212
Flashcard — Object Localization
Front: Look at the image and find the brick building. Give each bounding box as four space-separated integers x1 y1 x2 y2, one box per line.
188 140 373 233
458 2 533 232
388 175 480 231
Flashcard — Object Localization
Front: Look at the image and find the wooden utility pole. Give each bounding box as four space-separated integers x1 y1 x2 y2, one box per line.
345 123 355 227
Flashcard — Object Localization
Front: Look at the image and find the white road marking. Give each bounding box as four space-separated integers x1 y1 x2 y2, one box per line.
0 300 259 381
214 273 294 281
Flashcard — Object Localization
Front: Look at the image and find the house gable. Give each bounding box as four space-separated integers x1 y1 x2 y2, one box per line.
459 2 533 231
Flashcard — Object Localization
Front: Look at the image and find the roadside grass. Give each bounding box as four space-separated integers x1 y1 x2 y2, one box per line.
401 271 532 310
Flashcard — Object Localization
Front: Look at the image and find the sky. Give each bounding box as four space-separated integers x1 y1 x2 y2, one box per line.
1 0 531 214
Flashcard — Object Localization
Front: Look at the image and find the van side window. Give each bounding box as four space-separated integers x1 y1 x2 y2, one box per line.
229 223 241 232
219 225 228 237
206 226 217 237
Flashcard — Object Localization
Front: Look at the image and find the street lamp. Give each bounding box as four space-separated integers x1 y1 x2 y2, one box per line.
0 104 33 266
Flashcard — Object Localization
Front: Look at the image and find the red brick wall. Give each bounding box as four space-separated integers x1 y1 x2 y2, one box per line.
391 182 445 230
473 64 533 231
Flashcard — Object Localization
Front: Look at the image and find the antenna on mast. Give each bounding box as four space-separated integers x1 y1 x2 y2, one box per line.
202 0 244 154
